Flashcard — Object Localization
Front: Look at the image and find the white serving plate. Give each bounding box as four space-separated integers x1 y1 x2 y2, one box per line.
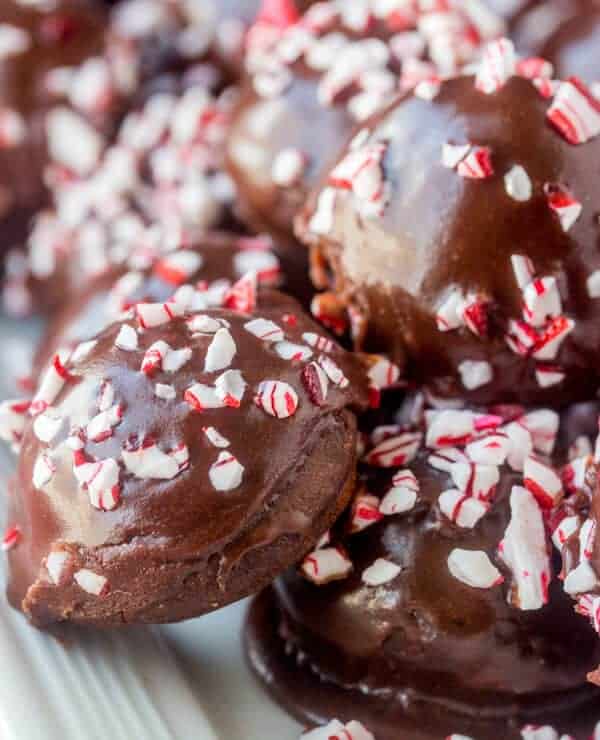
0 314 302 740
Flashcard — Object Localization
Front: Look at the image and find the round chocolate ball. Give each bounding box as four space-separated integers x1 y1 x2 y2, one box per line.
298 66 600 407
5 80 237 315
3 288 371 627
0 0 112 262
227 0 504 244
33 231 282 377
246 397 600 739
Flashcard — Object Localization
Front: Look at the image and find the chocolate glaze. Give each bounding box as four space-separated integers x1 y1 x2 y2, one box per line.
246 399 600 739
0 0 107 259
33 231 282 377
512 0 600 79
298 74 600 406
227 0 504 242
538 4 600 81
8 289 369 626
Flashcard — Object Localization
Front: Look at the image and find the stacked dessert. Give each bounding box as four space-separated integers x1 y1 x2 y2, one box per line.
1 1 600 739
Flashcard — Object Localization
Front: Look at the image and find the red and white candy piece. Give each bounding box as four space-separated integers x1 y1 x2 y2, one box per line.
185 382 224 411
426 410 475 448
438 489 489 529
456 146 494 179
531 315 575 361
499 486 551 610
450 461 499 501
448 548 503 589
366 355 401 389
349 493 384 533
136 299 185 329
302 361 329 406
522 276 561 327
302 332 334 353
544 183 582 232
361 557 401 587
122 438 185 480
301 546 353 585
475 38 516 94
244 318 284 343
155 383 176 400
535 364 565 388
153 250 203 285
274 341 312 362
547 78 600 145
205 328 236 373
255 380 299 419
577 593 600 635
30 351 72 416
223 272 257 313
86 404 123 443
364 432 422 468
318 355 349 388
523 456 562 508
300 719 374 740
380 469 419 515
2 525 21 552
74 569 109 597
74 455 121 512
209 451 244 491
214 370 246 408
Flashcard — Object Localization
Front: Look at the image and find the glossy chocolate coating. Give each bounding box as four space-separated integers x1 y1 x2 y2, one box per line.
298 75 600 406
33 231 282 377
246 400 600 739
537 4 600 81
8 290 369 626
227 1 503 242
0 0 107 259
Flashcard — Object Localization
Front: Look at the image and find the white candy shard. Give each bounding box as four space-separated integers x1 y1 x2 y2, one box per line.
362 558 401 586
204 328 236 372
448 548 503 589
209 451 244 491
499 486 551 610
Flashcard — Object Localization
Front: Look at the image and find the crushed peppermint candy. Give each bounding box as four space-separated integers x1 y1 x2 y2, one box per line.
301 546 353 585
255 380 299 419
499 486 551 610
448 548 503 589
